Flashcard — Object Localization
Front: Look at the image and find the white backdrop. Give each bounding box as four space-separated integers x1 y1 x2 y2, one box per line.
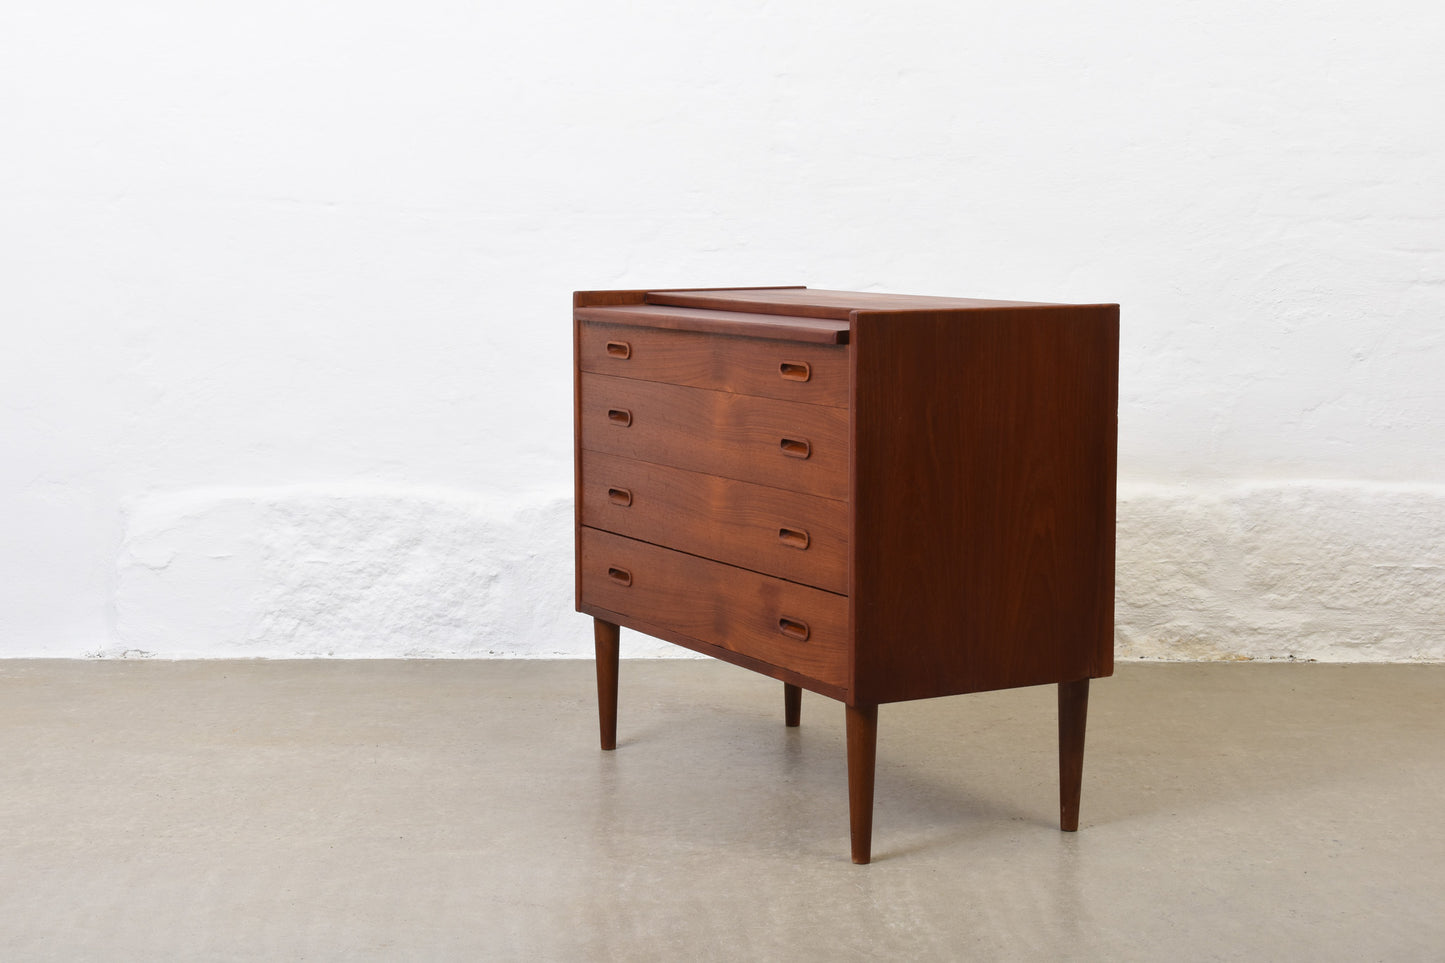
3 1 1442 658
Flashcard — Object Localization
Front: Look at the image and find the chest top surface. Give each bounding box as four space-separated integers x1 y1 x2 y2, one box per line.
573 286 1096 344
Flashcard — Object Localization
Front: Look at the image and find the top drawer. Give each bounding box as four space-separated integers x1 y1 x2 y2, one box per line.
578 322 848 408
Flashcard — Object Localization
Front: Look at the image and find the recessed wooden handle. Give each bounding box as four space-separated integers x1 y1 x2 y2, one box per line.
779 361 811 382
607 408 632 427
779 438 811 459
778 617 810 642
607 487 632 507
605 340 631 359
778 527 810 550
607 566 632 587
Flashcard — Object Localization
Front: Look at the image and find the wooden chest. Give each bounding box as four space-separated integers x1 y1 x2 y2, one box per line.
573 286 1118 863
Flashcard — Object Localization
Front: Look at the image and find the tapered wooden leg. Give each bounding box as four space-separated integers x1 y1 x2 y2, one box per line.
845 703 878 864
784 683 802 727
594 619 619 751
1058 678 1090 831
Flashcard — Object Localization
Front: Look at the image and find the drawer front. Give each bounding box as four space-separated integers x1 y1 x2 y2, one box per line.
579 322 849 408
579 373 849 501
580 529 849 689
581 451 848 594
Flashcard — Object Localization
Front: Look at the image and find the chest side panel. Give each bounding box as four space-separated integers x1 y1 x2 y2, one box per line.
850 306 1118 703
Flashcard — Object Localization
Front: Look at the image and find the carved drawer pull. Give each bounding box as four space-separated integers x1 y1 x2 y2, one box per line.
778 527 810 550
606 340 631 359
779 361 811 382
607 408 632 427
607 487 633 507
777 617 810 642
607 566 632 587
779 437 811 459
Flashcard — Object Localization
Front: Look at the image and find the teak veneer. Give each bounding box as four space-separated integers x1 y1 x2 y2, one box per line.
573 285 1119 863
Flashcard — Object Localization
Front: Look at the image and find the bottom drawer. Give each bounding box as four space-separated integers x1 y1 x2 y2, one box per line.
580 528 849 689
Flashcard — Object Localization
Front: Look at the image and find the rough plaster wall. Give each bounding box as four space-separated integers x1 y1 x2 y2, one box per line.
3 1 1443 659
1117 484 1445 662
113 486 587 658
103 483 1445 662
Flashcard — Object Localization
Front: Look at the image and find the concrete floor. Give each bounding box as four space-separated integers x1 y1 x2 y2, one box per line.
1 660 1441 961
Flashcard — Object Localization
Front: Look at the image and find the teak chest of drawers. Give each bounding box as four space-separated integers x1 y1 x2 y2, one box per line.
573 286 1119 863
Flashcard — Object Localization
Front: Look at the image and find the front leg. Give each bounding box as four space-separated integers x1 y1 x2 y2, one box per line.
845 703 879 864
594 619 620 751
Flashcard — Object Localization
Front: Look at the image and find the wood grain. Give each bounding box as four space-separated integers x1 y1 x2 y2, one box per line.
850 305 1119 704
579 321 849 406
580 528 850 690
580 451 848 594
579 373 850 500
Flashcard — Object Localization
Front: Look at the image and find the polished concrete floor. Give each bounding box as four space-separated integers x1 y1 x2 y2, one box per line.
1 660 1441 961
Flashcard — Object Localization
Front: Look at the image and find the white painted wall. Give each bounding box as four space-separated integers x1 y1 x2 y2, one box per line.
3 1 1442 660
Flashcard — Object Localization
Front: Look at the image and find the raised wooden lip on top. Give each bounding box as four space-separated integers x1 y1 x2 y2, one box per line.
574 286 1070 345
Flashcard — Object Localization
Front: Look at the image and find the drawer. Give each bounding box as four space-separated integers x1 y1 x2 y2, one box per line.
581 451 848 594
579 373 849 501
580 529 849 689
579 322 849 408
